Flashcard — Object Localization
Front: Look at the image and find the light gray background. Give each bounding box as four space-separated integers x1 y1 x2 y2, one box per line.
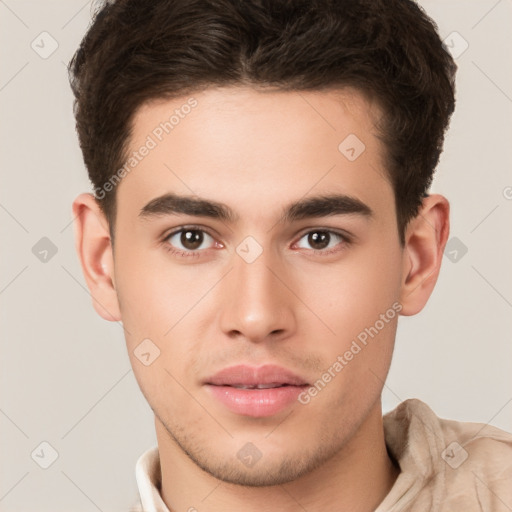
1 1 511 510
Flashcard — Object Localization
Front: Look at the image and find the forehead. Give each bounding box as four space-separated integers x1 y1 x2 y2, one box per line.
116 86 393 225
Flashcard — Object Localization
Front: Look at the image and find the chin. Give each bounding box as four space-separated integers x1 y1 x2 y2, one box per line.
200 459 312 487
188 441 335 488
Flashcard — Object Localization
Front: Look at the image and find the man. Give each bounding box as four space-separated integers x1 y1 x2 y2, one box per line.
69 0 512 510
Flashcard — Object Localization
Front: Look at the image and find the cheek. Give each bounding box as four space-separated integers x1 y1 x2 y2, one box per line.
289 237 402 406
296 242 402 338
114 247 205 337
113 249 218 384
114 253 203 412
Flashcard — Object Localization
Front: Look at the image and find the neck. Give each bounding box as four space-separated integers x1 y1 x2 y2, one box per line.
156 400 399 512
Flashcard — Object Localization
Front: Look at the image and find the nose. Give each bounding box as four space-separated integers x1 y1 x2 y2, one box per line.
218 244 297 343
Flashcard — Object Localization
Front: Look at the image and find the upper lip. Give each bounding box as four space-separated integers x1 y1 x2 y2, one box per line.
205 364 309 387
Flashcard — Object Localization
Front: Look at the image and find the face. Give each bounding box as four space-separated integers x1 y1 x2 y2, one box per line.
112 87 405 485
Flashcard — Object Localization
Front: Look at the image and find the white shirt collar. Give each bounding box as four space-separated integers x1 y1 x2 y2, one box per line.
134 445 170 512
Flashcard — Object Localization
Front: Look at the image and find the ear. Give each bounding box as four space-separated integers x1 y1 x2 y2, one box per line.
399 194 450 316
72 193 121 322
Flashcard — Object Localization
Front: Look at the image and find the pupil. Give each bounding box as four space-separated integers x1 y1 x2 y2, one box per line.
181 230 203 250
309 231 330 250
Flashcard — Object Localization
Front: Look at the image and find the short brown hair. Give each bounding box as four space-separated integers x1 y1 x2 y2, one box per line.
69 0 456 245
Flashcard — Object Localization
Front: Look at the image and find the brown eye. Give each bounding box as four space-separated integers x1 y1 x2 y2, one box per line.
295 230 347 252
165 228 215 252
180 230 204 250
308 231 330 250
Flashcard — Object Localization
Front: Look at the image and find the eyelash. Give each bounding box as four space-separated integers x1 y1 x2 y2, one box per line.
161 225 352 258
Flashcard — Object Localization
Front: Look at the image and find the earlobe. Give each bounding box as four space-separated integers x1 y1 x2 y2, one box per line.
399 194 450 316
72 193 121 322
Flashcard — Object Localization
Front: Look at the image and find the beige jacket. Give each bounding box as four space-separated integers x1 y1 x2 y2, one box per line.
130 399 512 511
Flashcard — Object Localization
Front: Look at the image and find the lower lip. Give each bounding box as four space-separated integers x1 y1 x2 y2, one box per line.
205 384 307 417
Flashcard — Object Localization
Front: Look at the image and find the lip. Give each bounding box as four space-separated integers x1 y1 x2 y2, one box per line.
204 364 309 418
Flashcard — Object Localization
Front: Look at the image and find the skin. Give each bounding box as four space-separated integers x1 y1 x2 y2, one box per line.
73 86 449 512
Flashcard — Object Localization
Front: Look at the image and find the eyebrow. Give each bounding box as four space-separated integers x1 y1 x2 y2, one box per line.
139 192 374 223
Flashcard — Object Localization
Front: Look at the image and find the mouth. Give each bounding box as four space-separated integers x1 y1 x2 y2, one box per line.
204 364 309 387
204 365 310 417
221 383 298 389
